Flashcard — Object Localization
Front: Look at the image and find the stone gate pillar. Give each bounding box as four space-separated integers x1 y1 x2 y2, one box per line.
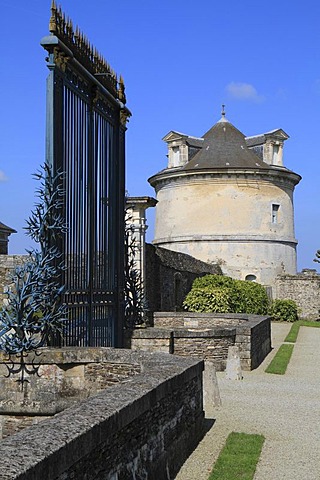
125 196 157 293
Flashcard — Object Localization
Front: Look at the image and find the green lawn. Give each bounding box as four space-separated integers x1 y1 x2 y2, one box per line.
208 432 265 480
265 343 294 374
284 320 320 343
266 320 320 374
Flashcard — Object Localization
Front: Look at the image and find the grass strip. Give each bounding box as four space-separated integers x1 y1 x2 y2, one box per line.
265 343 294 374
284 322 301 343
284 320 320 343
208 432 265 480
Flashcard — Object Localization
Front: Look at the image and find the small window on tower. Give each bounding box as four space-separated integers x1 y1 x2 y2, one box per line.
245 274 257 282
272 204 280 224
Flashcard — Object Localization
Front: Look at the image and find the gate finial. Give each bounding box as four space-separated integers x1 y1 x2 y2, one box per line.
49 0 57 33
118 75 126 104
45 2 124 102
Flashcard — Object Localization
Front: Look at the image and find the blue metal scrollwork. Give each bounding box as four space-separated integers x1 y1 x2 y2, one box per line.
0 162 67 387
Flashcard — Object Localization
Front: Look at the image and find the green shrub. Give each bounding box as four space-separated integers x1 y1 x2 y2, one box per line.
183 274 269 315
269 299 298 322
182 286 234 313
232 279 269 315
192 275 234 289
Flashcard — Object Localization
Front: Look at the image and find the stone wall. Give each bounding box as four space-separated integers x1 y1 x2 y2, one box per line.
126 327 236 371
249 314 272 369
0 348 141 438
154 312 246 328
274 270 320 319
0 348 204 480
127 313 272 371
0 254 26 304
173 329 235 371
145 244 221 316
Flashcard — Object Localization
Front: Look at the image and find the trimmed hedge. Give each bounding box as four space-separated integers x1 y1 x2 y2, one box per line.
268 299 299 322
183 274 269 315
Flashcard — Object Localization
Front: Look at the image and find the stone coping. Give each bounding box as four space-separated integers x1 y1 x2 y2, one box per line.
154 311 268 321
129 327 236 338
0 346 143 365
153 312 272 332
173 328 236 338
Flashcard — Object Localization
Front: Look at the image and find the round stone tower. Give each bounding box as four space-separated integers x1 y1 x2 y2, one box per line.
148 112 301 286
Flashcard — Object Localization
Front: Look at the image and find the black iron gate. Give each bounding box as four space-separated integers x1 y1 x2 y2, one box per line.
41 3 130 347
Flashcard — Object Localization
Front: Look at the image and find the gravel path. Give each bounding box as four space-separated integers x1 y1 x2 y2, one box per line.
175 323 320 480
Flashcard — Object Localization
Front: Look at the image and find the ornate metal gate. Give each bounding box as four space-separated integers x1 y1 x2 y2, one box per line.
41 3 130 347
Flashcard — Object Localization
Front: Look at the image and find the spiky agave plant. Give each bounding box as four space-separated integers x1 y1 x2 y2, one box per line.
0 162 67 386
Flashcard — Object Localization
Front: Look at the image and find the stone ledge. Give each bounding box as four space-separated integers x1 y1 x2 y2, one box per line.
172 328 236 338
128 327 236 339
128 328 173 339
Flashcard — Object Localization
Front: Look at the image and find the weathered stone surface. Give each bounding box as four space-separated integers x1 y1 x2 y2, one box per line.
0 348 141 433
154 312 254 328
225 346 243 380
131 313 272 371
145 244 221 315
0 350 204 480
127 325 237 370
0 254 26 304
203 361 221 409
275 271 320 319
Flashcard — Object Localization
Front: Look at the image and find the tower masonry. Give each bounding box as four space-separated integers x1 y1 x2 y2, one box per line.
148 113 301 286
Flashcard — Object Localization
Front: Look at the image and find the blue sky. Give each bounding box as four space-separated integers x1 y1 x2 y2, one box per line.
0 0 319 272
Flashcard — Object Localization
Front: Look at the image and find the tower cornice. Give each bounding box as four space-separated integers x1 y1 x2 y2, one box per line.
148 166 301 192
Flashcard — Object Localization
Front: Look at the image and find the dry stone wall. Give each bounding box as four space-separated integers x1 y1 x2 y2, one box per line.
173 329 235 370
126 327 236 371
128 313 271 371
0 255 26 305
274 270 320 319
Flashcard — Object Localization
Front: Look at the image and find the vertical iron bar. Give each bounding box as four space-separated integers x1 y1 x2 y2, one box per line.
43 34 127 347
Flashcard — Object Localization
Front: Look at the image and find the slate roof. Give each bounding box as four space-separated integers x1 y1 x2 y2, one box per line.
245 134 265 147
0 222 16 234
183 116 268 171
186 137 204 148
245 129 289 148
162 130 204 149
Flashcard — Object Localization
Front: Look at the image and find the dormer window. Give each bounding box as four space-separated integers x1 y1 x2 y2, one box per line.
245 129 288 166
163 131 204 169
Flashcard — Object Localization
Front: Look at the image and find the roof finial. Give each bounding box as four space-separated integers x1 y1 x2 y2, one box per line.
221 104 226 117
